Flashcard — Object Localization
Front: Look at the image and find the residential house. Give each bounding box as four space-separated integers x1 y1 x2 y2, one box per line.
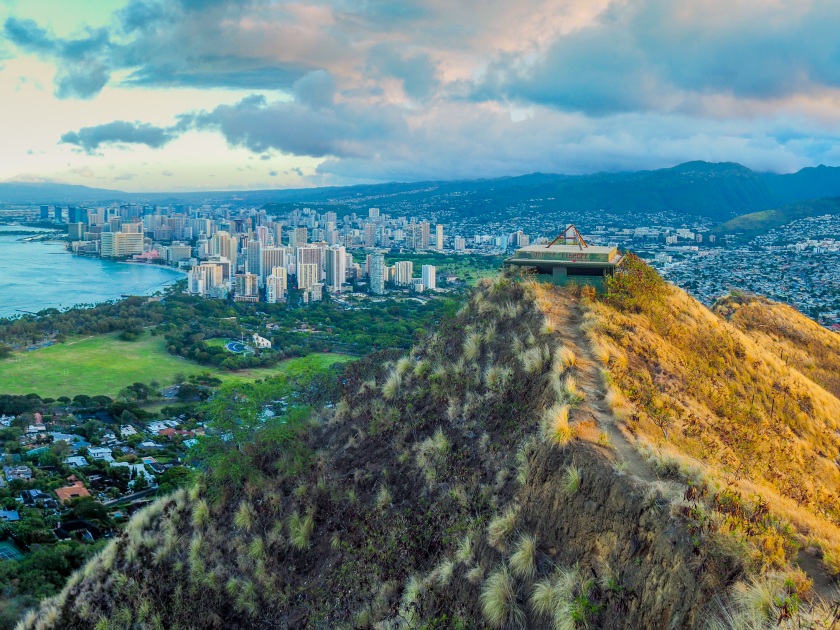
147 420 178 434
20 489 56 508
112 462 155 489
87 447 114 462
54 478 91 504
3 465 32 481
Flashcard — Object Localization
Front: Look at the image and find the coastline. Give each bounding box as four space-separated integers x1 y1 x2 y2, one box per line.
0 235 187 319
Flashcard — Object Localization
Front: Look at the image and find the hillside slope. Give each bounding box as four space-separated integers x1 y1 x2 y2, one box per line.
713 293 840 399
19 271 840 629
713 197 840 239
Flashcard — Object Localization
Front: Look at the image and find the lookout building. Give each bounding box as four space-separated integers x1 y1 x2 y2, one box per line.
503 225 623 292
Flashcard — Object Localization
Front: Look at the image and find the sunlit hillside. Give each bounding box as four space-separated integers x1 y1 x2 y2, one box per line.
577 257 840 581
713 293 840 399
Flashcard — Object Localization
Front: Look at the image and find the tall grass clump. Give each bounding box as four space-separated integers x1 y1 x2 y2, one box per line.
563 465 581 495
289 509 315 550
382 370 401 400
488 505 519 551
509 534 538 579
563 375 584 403
481 566 525 629
234 500 255 532
529 566 579 629
541 404 572 446
464 332 483 361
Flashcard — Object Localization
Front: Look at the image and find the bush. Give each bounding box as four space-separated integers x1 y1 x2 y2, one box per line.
604 253 667 313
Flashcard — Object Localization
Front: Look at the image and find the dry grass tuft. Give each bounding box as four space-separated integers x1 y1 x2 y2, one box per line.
509 533 538 579
529 565 579 629
541 404 572 446
234 500 256 532
481 566 525 629
487 505 519 551
562 465 582 495
382 370 402 400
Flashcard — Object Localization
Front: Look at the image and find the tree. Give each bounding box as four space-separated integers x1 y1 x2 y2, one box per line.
68 497 111 528
156 466 193 496
49 440 72 461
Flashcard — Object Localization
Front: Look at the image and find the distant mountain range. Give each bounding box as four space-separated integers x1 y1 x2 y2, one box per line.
6 161 840 223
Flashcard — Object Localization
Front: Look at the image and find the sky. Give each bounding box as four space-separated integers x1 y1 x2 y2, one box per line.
3 0 840 192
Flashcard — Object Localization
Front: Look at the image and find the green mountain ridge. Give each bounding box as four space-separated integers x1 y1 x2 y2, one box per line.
714 197 840 239
6 161 840 223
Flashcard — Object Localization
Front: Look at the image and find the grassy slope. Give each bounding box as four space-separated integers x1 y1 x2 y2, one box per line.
713 293 840 399
18 275 840 629
0 332 351 399
581 279 840 574
714 197 840 239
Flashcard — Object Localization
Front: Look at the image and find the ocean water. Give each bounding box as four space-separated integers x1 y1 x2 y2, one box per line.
0 229 184 318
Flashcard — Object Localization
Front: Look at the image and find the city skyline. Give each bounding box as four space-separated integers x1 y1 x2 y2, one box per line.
4 1 840 192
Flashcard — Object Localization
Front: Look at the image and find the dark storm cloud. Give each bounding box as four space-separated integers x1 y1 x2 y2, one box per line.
60 121 179 152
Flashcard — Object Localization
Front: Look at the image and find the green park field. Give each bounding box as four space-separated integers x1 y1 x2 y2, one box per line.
0 332 352 399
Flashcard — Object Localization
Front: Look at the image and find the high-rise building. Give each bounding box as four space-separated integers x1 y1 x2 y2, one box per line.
369 207 380 219
54 207 63 223
167 243 193 264
266 267 288 303
272 224 283 247
454 236 466 251
40 206 50 221
323 211 337 225
394 261 413 286
289 227 308 248
234 273 259 300
246 239 262 275
256 225 270 245
363 223 377 248
405 222 430 250
422 265 437 290
100 232 144 257
297 263 319 290
68 207 88 224
188 262 226 297
258 246 284 286
296 246 322 280
369 253 385 295
436 224 444 250
325 245 346 292
68 223 86 240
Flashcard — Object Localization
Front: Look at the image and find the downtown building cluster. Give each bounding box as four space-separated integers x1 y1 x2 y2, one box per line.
49 203 446 305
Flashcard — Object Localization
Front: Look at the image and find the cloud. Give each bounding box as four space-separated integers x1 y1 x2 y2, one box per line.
268 170 277 176
4 17 113 98
17 0 840 183
191 72 406 157
60 121 178 152
475 0 840 115
366 43 439 100
114 173 137 181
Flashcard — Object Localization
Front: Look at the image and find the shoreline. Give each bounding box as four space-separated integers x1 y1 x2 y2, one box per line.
0 237 187 319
